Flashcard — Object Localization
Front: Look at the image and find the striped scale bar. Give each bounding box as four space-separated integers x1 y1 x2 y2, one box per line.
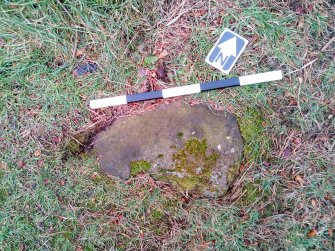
90 70 283 109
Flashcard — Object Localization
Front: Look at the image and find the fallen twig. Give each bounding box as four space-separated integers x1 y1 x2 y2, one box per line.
285 58 318 75
321 36 335 52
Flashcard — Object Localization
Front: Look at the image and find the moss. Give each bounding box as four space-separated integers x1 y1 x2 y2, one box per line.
227 160 241 183
0 188 8 206
65 140 82 155
143 55 158 68
130 160 151 176
161 137 220 193
238 180 272 207
162 198 179 211
177 132 184 138
262 184 285 217
151 210 164 220
64 131 91 156
0 170 6 206
237 109 270 161
242 182 261 204
184 138 207 158
167 175 200 191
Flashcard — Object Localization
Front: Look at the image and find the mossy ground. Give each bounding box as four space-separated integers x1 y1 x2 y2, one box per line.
64 131 92 157
238 180 266 206
237 109 271 161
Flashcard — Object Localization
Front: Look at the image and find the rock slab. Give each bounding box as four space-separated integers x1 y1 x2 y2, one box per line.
94 103 243 197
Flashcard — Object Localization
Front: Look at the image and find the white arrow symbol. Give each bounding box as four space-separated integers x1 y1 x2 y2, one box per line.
213 37 237 69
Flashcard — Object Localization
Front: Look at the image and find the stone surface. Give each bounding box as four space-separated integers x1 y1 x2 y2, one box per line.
93 103 243 197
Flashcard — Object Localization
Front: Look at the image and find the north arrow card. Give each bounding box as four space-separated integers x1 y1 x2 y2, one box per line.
205 28 248 74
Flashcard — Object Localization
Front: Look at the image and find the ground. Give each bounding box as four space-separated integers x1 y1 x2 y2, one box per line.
0 0 334 250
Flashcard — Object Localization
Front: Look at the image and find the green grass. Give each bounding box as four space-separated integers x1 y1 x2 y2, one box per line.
1 0 334 250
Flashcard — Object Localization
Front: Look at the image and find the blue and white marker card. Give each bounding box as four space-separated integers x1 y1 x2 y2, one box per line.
206 28 248 74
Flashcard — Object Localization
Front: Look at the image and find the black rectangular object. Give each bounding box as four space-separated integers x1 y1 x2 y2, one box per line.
200 77 239 91
126 90 163 103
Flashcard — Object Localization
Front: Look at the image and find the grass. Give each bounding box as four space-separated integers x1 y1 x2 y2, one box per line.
0 0 334 250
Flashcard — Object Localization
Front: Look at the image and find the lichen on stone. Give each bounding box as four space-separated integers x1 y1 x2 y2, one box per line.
160 137 220 193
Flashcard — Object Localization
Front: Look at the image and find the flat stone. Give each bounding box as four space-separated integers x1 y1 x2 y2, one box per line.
93 103 243 197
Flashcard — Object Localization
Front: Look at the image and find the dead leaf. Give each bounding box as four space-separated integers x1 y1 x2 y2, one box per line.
53 56 64 67
311 199 318 208
0 37 5 49
243 239 251 246
284 91 294 98
283 147 292 158
34 149 41 157
156 61 168 82
158 50 169 59
0 161 7 170
324 193 335 204
48 226 54 234
52 136 61 143
297 17 304 28
263 161 270 167
137 79 149 93
192 10 206 17
307 4 313 12
91 172 98 180
307 229 317 238
75 49 84 58
19 244 26 251
241 212 250 221
37 160 44 167
328 229 333 237
18 160 26 168
293 137 301 145
294 175 305 186
289 98 298 106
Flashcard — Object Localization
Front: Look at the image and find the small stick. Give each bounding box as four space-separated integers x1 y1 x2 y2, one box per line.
321 36 335 52
90 70 283 109
285 59 317 75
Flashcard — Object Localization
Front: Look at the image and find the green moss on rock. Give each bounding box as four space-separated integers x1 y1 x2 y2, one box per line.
177 132 184 138
227 160 241 183
130 160 151 176
160 137 220 193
